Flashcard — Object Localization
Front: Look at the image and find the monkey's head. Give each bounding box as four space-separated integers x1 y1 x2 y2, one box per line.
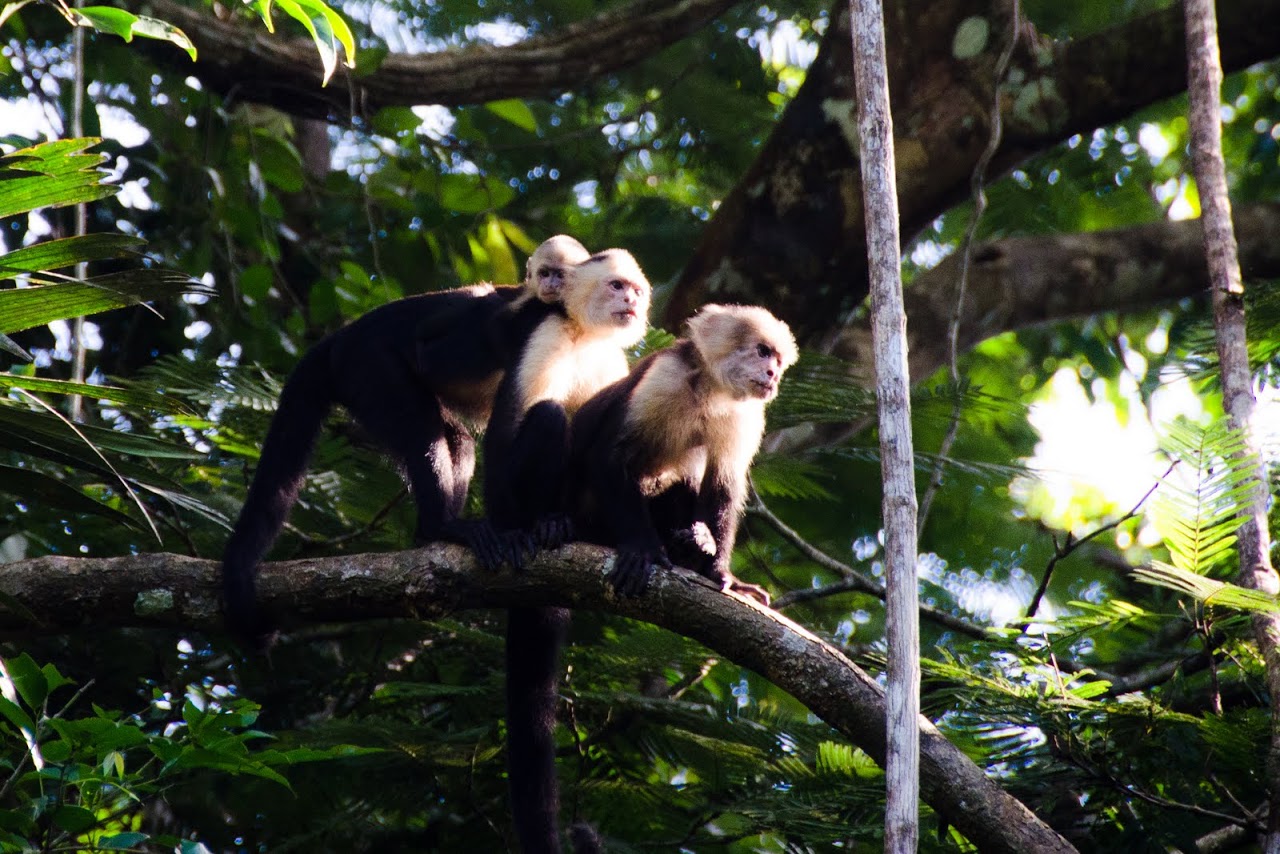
526 234 590 303
563 249 651 345
687 304 798 401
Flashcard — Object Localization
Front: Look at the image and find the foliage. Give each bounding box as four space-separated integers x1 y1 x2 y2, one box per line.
0 651 375 852
0 0 1278 850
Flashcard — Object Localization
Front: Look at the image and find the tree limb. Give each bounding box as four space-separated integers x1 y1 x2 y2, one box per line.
123 0 744 119
663 0 1280 336
847 202 1280 383
0 544 1076 854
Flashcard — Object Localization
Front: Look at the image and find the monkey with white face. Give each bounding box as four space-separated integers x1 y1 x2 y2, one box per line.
483 249 650 854
479 248 652 564
414 234 591 387
220 235 588 643
568 303 798 604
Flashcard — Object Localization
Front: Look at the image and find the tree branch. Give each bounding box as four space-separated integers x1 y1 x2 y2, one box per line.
844 202 1280 383
0 545 1076 853
663 0 1280 336
124 0 743 120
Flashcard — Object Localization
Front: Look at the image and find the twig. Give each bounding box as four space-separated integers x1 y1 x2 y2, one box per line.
917 0 1022 536
1024 463 1175 620
748 496 987 639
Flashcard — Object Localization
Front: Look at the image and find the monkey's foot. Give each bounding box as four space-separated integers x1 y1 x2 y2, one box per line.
727 577 771 607
532 513 574 551
608 547 669 597
498 529 537 572
441 519 507 572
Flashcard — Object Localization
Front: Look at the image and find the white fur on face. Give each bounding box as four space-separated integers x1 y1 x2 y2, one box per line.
526 234 590 302
565 249 650 346
687 304 797 399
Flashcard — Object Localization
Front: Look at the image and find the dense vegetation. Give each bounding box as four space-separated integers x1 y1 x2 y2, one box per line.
1 0 1279 850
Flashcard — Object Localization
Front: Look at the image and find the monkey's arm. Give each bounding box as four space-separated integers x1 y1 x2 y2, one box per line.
498 399 573 566
693 465 770 606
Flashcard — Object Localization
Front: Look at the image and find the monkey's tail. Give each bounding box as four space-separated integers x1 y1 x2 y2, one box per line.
506 605 572 853
222 339 336 643
568 822 603 853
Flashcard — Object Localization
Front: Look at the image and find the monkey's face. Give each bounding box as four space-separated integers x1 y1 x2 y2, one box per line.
533 262 569 302
568 249 651 343
526 235 590 303
595 274 649 332
726 338 787 401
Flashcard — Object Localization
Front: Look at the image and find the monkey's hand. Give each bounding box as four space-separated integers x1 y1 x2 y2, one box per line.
607 547 669 597
532 512 574 551
499 529 537 572
667 523 716 569
443 519 508 572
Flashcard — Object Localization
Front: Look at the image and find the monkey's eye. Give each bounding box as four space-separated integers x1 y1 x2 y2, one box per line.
756 343 773 359
609 279 626 290
538 266 556 278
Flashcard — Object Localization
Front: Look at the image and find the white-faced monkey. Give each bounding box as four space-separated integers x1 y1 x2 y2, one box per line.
220 236 588 642
481 249 650 854
569 303 798 603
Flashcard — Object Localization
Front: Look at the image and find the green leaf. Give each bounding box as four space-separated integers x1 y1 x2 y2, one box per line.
272 0 354 86
72 6 138 40
248 0 274 31
291 0 355 73
0 333 31 362
3 653 47 708
99 833 149 850
0 0 35 32
0 465 143 530
1133 561 1280 613
69 6 196 59
252 130 304 193
0 373 190 412
484 99 537 132
0 271 208 335
128 14 197 61
439 173 516 214
0 696 36 737
51 805 96 834
0 139 116 219
0 234 145 277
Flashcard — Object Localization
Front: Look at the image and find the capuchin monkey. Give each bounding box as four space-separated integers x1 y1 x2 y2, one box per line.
481 249 650 854
569 303 798 605
416 235 590 384
219 235 587 643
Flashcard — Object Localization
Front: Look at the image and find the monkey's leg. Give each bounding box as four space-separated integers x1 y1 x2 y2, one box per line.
509 400 573 555
344 378 460 546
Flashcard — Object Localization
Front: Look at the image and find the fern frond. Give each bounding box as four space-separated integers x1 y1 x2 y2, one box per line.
1151 420 1260 576
751 456 836 501
1132 562 1280 613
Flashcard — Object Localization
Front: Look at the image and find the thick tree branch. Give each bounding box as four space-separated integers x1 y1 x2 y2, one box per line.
663 0 1280 336
124 0 742 119
844 202 1280 383
767 203 1280 455
0 545 1075 854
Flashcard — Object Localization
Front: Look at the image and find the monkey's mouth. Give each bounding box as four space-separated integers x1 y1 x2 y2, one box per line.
750 379 778 398
614 309 639 322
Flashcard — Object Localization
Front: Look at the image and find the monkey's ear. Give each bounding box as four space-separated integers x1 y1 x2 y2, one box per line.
685 303 735 346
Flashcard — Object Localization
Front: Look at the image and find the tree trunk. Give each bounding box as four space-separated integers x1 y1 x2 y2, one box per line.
1183 1 1280 850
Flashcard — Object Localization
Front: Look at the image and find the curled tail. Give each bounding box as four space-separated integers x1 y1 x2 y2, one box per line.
506 605 572 853
222 340 336 642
